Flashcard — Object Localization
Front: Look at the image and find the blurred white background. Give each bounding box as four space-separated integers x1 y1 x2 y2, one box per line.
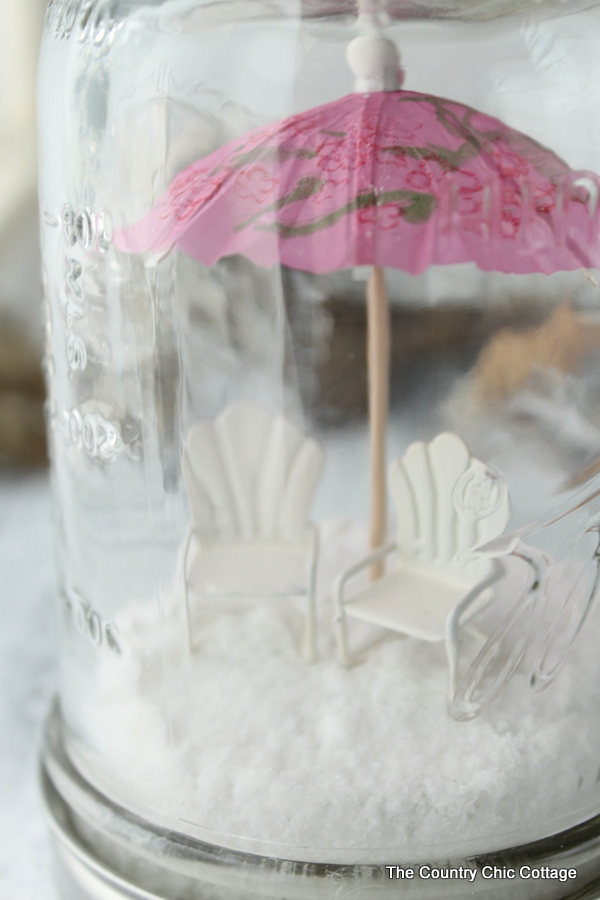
0 0 46 334
0 1 58 898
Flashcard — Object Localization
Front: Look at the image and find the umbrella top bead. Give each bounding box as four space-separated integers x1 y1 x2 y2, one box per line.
346 33 403 93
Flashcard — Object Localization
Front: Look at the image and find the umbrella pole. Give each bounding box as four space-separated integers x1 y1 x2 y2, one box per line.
367 266 390 581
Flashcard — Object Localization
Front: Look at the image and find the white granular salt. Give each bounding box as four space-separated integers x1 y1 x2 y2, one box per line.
75 520 600 863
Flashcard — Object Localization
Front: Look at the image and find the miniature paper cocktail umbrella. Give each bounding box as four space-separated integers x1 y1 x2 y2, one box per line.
116 28 600 572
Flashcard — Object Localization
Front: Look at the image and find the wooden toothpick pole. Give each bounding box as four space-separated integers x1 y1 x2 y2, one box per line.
346 13 398 580
367 266 390 581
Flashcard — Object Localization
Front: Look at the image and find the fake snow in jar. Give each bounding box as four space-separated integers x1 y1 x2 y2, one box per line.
38 0 600 897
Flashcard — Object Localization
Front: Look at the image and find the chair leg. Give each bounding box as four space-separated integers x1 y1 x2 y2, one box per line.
303 591 318 664
182 529 196 654
445 631 460 713
184 576 195 654
333 573 352 667
334 610 351 668
332 588 351 669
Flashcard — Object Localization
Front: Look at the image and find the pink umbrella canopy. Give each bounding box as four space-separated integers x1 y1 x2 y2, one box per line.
116 70 600 579
116 89 600 276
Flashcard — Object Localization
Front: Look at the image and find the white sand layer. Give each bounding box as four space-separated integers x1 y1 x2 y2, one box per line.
73 521 600 864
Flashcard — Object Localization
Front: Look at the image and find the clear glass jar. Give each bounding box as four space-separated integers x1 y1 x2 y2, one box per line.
39 1 600 897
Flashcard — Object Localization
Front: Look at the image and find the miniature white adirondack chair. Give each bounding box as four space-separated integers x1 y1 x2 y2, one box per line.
182 402 325 661
334 432 511 670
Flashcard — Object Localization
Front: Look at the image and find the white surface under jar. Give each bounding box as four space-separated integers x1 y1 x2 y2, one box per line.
38 0 600 897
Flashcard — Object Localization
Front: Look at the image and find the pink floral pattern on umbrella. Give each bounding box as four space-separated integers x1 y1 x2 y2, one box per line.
116 90 600 276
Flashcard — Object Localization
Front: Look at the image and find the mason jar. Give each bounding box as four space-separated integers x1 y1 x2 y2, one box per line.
39 0 600 897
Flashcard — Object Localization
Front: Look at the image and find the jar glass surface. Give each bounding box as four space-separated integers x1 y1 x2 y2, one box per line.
39 0 600 868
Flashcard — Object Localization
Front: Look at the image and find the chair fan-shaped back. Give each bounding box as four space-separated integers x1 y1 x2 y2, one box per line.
183 402 324 542
389 432 510 579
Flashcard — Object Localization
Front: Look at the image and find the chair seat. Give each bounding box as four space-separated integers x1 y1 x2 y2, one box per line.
188 540 309 597
344 564 480 643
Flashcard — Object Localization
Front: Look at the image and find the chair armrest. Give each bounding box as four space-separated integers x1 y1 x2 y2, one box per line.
511 544 547 592
333 542 398 613
448 543 548 644
446 560 503 660
447 542 548 720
